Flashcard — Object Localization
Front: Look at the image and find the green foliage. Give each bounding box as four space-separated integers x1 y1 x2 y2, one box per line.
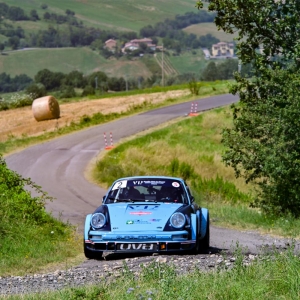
0 154 80 276
0 92 35 111
0 154 51 228
25 83 47 99
81 85 95 97
198 0 300 216
188 79 202 95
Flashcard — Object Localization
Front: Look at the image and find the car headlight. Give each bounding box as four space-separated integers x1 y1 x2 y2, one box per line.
170 212 185 229
91 213 106 229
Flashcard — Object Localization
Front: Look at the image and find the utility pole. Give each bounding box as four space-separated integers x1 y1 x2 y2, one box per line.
162 43 164 87
238 60 242 74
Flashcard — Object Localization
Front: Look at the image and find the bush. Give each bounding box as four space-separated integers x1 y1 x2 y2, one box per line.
59 86 76 98
25 83 47 99
81 85 95 96
188 79 202 95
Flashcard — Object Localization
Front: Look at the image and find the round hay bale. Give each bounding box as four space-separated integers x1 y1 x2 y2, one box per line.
32 96 60 122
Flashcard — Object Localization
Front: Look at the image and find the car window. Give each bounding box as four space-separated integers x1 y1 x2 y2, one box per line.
106 179 188 204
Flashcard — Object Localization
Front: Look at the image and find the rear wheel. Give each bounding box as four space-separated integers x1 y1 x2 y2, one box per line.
84 241 103 259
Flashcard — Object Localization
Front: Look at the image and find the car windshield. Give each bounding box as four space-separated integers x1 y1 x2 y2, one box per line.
106 178 188 204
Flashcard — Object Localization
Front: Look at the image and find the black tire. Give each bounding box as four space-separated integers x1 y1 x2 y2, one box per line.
84 241 103 259
191 217 200 254
200 213 210 253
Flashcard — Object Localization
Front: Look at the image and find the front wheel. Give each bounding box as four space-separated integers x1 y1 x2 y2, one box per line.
200 214 210 252
84 241 103 259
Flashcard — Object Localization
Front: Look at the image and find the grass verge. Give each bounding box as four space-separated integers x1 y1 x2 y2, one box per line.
5 248 300 299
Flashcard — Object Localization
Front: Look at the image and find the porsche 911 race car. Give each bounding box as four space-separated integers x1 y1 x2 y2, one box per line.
84 176 210 259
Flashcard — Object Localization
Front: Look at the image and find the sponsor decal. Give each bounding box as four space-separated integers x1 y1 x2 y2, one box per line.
126 220 151 224
133 181 165 185
128 205 160 211
172 182 180 187
116 235 156 239
130 211 152 215
149 219 161 222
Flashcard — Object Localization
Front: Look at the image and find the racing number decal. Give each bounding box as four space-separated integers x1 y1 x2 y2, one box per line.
112 180 127 190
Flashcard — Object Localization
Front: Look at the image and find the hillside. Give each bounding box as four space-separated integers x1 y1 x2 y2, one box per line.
0 1 235 86
3 0 205 32
0 47 152 78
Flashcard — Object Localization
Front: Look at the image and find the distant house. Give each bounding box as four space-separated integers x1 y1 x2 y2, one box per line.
212 42 234 57
122 38 156 53
104 39 117 52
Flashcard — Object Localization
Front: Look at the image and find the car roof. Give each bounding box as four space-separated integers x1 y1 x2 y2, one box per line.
113 176 185 183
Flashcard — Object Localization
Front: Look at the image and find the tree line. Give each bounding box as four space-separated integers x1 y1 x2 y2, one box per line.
0 57 246 99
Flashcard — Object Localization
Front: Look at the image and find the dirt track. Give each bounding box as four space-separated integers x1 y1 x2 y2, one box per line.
0 90 189 142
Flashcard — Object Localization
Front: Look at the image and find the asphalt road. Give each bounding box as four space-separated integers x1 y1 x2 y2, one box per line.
6 94 297 254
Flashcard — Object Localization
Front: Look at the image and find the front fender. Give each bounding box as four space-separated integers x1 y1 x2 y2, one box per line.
198 208 208 239
84 214 92 240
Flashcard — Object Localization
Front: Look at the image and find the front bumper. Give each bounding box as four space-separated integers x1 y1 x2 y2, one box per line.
84 240 196 253
85 230 196 253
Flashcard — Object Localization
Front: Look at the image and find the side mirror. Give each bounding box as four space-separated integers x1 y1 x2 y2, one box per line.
102 195 106 203
190 196 195 203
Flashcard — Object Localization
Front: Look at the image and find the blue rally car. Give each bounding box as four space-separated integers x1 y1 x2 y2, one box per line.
84 176 210 259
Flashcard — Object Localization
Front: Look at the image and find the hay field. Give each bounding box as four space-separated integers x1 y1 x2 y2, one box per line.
0 90 189 142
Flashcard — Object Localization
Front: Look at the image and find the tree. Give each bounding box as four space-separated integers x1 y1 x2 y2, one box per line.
30 9 40 21
8 36 20 50
34 69 65 90
196 0 300 216
201 61 218 81
7 6 28 21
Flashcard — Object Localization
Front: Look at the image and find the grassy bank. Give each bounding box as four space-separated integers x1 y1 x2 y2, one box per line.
94 105 300 238
0 155 82 277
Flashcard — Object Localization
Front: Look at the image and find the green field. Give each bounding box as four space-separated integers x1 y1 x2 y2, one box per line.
3 0 202 32
0 47 152 78
0 47 213 79
183 22 238 42
167 49 209 75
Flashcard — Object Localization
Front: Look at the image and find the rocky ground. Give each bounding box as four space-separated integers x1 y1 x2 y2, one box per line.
0 251 257 295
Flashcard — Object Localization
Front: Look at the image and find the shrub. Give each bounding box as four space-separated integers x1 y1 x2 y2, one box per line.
25 83 47 99
188 79 202 95
81 85 95 96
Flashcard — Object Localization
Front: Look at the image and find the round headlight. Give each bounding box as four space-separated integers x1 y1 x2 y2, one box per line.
170 212 185 228
91 213 106 229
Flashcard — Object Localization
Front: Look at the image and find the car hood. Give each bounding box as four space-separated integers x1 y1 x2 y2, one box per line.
107 203 183 231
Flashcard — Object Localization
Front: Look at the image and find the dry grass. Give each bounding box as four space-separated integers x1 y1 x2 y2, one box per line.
0 90 189 143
